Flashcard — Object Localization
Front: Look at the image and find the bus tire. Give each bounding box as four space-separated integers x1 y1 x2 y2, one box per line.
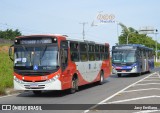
137 72 141 76
117 74 121 77
148 69 151 73
99 71 104 85
33 90 42 95
70 77 78 94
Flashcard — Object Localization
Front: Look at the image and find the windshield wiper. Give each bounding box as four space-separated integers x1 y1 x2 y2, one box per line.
22 45 27 51
41 46 47 58
40 45 47 63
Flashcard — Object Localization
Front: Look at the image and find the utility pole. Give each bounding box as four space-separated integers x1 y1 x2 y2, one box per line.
155 29 158 62
80 22 88 40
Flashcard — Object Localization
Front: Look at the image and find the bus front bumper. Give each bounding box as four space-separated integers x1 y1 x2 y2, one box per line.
14 76 62 90
112 66 138 74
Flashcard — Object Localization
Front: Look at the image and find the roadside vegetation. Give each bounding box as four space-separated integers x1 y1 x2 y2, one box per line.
0 45 13 95
154 62 160 67
118 23 160 57
0 29 21 95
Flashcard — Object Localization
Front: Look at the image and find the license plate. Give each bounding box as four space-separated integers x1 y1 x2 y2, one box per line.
122 70 126 72
30 84 38 88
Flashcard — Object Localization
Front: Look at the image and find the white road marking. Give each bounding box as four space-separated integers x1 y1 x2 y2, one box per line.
150 74 159 77
83 72 156 113
105 95 160 104
122 88 160 93
146 76 159 79
134 83 160 86
142 80 160 81
133 110 160 113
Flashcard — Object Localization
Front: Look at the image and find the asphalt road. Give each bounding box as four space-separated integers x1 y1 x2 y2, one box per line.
0 68 160 113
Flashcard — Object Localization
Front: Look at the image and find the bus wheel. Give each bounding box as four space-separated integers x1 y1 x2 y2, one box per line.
99 71 104 85
33 90 42 95
75 79 79 91
137 72 141 76
148 69 151 73
117 74 121 77
70 77 78 94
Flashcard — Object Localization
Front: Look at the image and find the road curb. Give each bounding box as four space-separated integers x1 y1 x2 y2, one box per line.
4 88 22 95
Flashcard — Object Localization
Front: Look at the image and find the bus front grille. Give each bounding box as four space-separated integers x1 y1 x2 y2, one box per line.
24 85 45 89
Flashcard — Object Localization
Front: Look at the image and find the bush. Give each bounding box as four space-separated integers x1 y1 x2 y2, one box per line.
154 62 160 67
0 48 13 95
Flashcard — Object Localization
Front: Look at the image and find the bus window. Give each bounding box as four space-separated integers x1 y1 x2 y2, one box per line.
143 49 146 59
101 53 105 60
88 44 95 61
95 53 100 60
60 41 68 71
137 49 141 58
100 45 105 60
80 53 88 61
70 42 80 62
95 44 99 52
105 46 109 59
70 42 79 51
80 43 87 52
80 43 88 61
61 49 67 63
139 49 142 58
89 53 95 61
95 44 100 60
71 52 79 62
100 45 104 52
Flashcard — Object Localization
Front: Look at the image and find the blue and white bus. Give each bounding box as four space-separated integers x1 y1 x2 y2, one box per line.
112 44 154 77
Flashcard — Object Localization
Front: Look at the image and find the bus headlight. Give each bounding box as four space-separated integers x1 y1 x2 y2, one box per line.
131 65 137 72
133 65 137 69
14 76 22 84
47 74 60 83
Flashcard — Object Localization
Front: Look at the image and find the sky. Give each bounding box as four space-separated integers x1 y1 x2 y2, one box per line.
0 0 160 48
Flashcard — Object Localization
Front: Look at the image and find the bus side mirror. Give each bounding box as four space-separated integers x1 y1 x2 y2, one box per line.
9 45 14 61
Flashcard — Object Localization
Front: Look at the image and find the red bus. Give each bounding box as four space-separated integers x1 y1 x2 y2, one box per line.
9 34 111 94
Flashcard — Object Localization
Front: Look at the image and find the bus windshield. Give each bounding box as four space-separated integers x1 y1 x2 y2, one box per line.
112 50 136 63
14 45 59 71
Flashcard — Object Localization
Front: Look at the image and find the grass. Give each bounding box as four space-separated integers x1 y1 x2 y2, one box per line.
0 47 13 95
0 44 12 47
154 62 160 67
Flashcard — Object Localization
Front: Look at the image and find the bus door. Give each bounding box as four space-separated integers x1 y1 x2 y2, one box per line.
87 44 97 82
146 50 149 71
141 50 144 72
137 49 142 72
142 49 146 72
77 43 89 82
144 50 147 71
60 41 70 85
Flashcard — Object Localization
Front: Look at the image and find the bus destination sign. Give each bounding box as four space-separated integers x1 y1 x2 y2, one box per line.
115 46 135 50
17 38 52 44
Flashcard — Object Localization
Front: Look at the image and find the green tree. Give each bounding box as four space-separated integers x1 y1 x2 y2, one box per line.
0 29 22 40
118 23 160 56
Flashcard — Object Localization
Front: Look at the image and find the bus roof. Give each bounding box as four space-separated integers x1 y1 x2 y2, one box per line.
16 34 109 46
112 44 153 50
16 34 66 38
